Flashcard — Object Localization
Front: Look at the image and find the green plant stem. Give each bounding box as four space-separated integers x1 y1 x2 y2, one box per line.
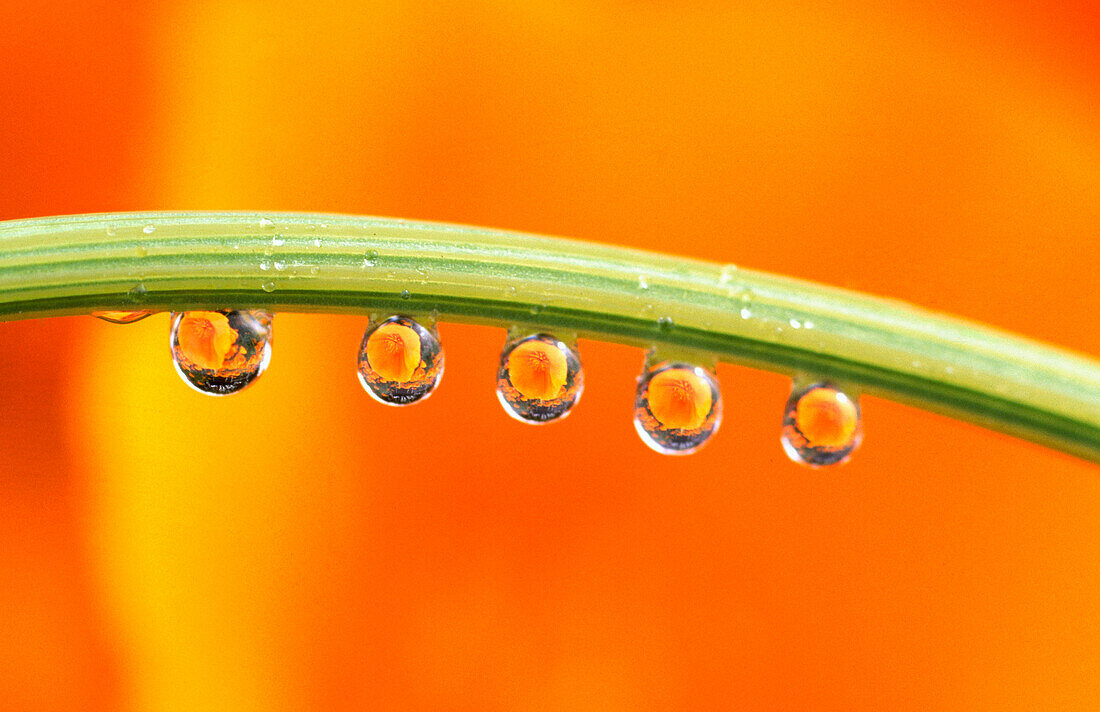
1 211 1098 462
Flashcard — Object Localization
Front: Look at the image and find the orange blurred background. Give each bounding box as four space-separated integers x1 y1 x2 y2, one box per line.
2 1 1099 709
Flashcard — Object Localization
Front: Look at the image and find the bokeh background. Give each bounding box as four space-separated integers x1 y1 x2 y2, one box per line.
2 1 1099 710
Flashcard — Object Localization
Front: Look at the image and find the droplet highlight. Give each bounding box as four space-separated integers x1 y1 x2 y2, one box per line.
127 283 148 304
496 333 583 423
634 361 722 454
93 310 153 324
170 310 273 395
357 316 444 406
781 382 862 467
738 290 753 319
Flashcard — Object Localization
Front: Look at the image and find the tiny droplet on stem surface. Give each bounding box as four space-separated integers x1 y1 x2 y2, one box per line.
170 309 273 396
496 333 583 424
357 315 444 406
633 361 722 454
780 381 862 467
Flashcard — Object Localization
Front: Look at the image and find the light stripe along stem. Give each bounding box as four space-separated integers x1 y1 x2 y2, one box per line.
1 211 1098 462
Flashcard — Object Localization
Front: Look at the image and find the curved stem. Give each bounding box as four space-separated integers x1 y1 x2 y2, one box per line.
2 211 1098 462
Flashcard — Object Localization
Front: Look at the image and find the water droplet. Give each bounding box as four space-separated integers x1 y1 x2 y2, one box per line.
400 289 411 300
259 260 272 271
312 238 322 248
142 225 155 234
657 316 674 331
308 265 320 276
803 320 814 329
496 333 583 424
357 316 444 406
272 235 285 247
127 283 148 304
738 291 753 319
781 382 862 467
135 245 148 258
363 250 379 267
273 260 286 271
93 310 153 324
638 275 649 290
170 310 273 396
259 218 275 229
261 281 276 292
719 264 738 284
106 226 118 237
529 304 545 316
790 318 802 329
634 361 722 454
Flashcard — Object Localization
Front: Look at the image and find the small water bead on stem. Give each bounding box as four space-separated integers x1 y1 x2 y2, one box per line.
496 333 583 423
633 361 722 455
93 310 154 324
781 381 862 467
357 315 444 406
169 310 273 395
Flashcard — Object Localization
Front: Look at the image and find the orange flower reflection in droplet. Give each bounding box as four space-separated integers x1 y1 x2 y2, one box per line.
169 310 273 396
365 321 422 383
633 362 722 454
496 334 583 423
646 367 713 430
507 338 568 400
795 386 859 448
357 316 444 406
175 311 238 371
